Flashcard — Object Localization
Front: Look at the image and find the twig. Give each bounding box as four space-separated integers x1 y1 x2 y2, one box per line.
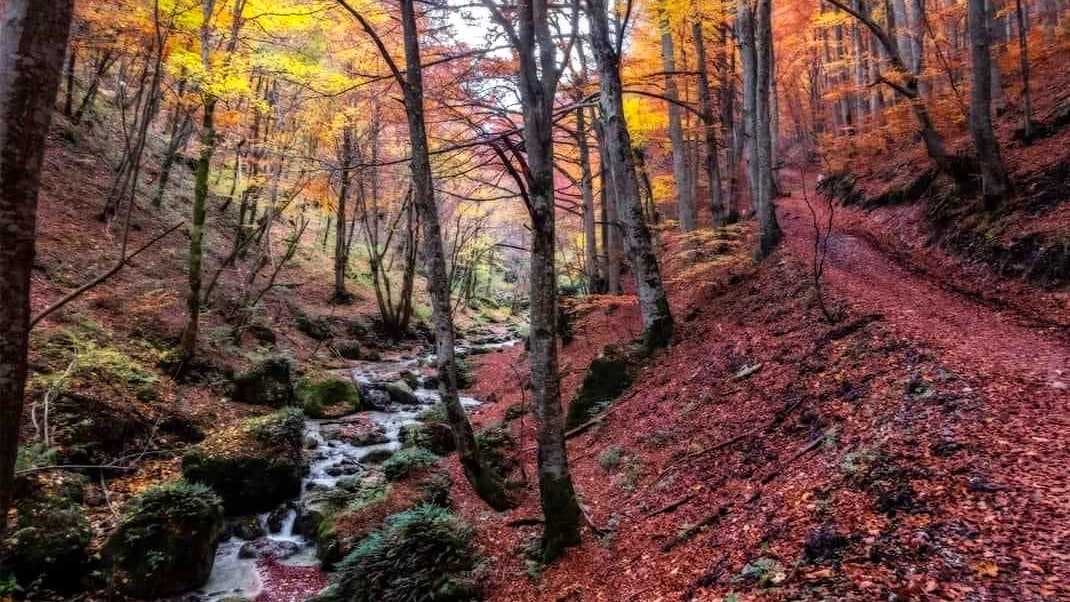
645 493 695 517
15 464 133 476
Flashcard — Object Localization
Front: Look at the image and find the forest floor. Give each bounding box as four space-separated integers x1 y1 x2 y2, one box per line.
457 182 1068 601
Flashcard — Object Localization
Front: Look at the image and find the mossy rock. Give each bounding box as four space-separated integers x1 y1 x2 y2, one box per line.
297 375 361 418
181 408 304 514
399 422 455 456
102 481 223 599
383 380 419 406
503 402 526 421
382 447 439 482
314 505 479 602
295 312 335 340
232 355 295 407
565 346 636 430
4 496 91 591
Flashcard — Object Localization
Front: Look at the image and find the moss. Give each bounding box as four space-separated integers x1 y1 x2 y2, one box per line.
102 481 223 598
565 346 636 430
315 505 480 602
231 355 295 407
296 375 361 418
181 409 304 514
382 447 439 482
503 403 526 421
537 474 582 562
4 496 91 590
400 422 456 456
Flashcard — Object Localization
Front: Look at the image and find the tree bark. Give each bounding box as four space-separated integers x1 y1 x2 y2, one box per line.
588 0 674 350
333 127 353 302
0 0 76 537
738 0 760 213
659 5 696 232
1015 0 1033 141
576 105 602 292
755 0 782 258
594 115 621 294
178 95 217 365
693 20 726 225
968 0 1012 204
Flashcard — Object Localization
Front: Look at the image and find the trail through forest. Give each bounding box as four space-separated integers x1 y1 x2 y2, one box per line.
777 179 1070 589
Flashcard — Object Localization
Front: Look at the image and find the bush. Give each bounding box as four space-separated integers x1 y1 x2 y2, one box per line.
102 480 223 598
382 447 439 482
297 376 361 418
317 505 480 602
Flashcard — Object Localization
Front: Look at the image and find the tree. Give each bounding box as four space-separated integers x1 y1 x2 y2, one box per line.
338 0 514 512
0 0 77 537
693 18 726 225
333 126 354 302
587 0 675 351
967 0 1011 204
755 0 783 258
658 2 697 232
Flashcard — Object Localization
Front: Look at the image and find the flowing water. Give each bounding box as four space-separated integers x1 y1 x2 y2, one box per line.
193 338 518 602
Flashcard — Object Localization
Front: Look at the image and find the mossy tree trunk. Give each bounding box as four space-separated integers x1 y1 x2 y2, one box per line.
0 0 76 537
179 95 217 365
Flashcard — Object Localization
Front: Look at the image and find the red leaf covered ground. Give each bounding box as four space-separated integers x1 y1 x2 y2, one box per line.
448 186 1068 601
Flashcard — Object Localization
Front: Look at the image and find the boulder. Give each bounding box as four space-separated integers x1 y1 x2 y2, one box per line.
238 538 302 561
231 515 266 541
5 495 92 591
384 380 420 406
399 422 456 456
182 408 304 515
102 481 223 599
359 386 392 411
266 504 295 534
296 375 361 418
360 448 396 464
343 424 389 447
232 355 295 407
565 345 636 430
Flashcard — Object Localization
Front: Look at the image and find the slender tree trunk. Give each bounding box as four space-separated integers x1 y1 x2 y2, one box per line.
721 25 740 222
576 106 601 292
594 117 621 294
0 0 76 537
1015 0 1033 141
396 0 512 511
178 96 217 365
64 45 76 117
153 113 193 206
659 5 695 232
333 127 353 302
986 0 1005 108
589 0 674 350
968 0 1012 204
738 0 760 214
755 0 782 258
694 20 725 225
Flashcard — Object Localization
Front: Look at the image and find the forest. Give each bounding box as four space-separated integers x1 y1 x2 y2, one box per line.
0 0 1067 600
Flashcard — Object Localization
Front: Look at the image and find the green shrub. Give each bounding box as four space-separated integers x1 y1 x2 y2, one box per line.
598 445 624 470
318 505 480 602
455 357 475 389
382 447 439 482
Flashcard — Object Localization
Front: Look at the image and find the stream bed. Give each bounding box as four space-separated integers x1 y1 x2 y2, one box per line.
192 338 518 602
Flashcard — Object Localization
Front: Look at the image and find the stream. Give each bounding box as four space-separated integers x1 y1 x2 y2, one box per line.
192 337 519 602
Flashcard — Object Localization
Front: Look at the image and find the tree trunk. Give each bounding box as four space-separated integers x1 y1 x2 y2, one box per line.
178 96 217 365
755 0 782 258
738 0 760 214
720 25 740 222
693 20 725 225
659 5 695 232
397 0 512 511
64 45 76 116
968 0 1011 204
576 105 602 292
333 127 353 302
588 0 674 351
1015 0 1033 141
0 0 76 538
594 116 621 294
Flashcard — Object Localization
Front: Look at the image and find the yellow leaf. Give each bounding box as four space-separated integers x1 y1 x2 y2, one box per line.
974 561 999 577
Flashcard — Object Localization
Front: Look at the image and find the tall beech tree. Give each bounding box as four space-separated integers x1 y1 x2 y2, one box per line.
0 0 77 537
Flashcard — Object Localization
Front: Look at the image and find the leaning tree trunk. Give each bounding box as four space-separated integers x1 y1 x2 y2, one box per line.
588 0 674 351
0 0 76 537
659 5 696 232
398 0 512 511
968 0 1011 205
755 0 782 258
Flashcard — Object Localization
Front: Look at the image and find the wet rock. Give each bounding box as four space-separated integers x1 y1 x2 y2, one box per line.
325 463 362 477
422 374 440 390
238 538 301 560
345 425 390 446
360 387 393 411
267 504 294 534
231 355 295 407
293 505 324 539
320 423 343 441
102 481 223 599
182 409 304 515
231 515 266 541
400 370 421 389
361 448 396 464
296 375 361 418
384 380 420 405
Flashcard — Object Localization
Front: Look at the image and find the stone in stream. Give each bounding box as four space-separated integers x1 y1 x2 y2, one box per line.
181 409 304 515
343 424 390 446
399 422 455 456
267 503 295 533
421 374 440 390
384 380 420 406
361 448 396 464
359 386 393 411
230 515 266 541
101 481 223 599
238 538 302 560
230 355 295 407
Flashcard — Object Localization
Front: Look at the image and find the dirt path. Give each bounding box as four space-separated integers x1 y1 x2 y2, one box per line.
777 188 1070 596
